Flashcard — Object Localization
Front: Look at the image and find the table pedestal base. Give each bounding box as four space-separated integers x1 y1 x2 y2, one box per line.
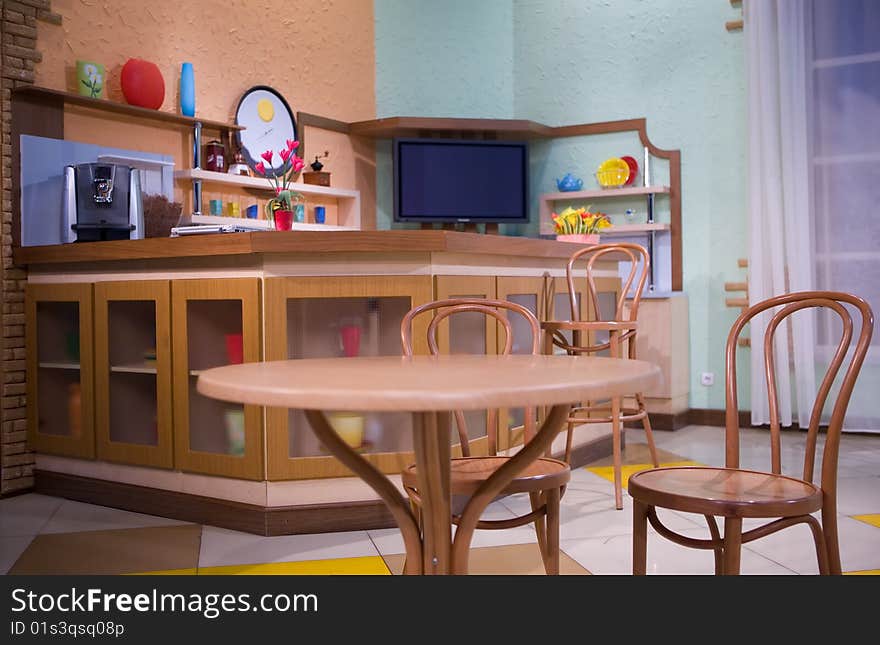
305 404 571 575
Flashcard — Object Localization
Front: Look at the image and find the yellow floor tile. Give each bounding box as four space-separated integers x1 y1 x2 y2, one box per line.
587 442 687 467
383 543 589 575
845 569 880 575
197 556 391 575
852 514 880 528
586 461 702 489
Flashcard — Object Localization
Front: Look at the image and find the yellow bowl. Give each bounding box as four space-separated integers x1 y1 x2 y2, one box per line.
596 157 630 187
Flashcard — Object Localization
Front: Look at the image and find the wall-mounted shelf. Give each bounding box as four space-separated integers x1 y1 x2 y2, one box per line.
541 186 670 202
598 223 671 236
349 116 553 139
12 86 243 133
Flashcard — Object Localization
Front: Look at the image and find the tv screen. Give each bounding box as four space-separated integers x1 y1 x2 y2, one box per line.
393 138 529 224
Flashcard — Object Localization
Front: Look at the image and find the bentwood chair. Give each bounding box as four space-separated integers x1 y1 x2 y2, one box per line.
541 243 659 510
629 291 874 575
399 298 571 574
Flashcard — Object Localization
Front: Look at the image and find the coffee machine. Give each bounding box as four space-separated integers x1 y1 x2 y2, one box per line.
61 162 144 242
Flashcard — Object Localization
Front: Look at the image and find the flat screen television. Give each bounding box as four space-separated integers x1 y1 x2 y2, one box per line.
393 138 529 224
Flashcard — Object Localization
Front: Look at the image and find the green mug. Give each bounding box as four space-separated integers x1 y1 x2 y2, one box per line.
76 61 105 99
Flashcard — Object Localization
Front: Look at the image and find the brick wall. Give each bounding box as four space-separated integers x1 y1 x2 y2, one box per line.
1 0 61 495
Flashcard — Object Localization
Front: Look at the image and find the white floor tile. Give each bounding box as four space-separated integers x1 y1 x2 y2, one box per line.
198 526 379 568
561 528 797 575
39 499 189 535
0 536 34 574
0 494 63 537
367 500 537 556
834 476 880 516
740 514 880 574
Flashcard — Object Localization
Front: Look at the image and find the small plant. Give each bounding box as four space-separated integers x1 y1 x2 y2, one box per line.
551 205 611 235
253 140 306 223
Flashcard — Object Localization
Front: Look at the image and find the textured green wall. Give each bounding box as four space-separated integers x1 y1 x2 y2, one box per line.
374 0 749 409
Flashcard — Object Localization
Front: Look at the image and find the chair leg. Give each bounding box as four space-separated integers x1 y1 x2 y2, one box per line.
529 491 548 561
543 487 561 575
721 517 743 575
821 507 842 575
632 499 649 575
611 395 623 510
402 497 423 575
564 418 575 465
808 515 831 575
705 515 724 575
636 392 659 467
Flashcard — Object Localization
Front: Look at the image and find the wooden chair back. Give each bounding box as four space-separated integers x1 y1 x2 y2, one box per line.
724 291 874 494
556 243 650 356
565 242 650 323
401 298 541 456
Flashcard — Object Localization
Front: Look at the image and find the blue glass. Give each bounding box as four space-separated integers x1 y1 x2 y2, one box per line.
314 205 326 224
294 203 305 223
179 62 195 117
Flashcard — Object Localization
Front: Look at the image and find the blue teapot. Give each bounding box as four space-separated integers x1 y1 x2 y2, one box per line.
556 173 583 192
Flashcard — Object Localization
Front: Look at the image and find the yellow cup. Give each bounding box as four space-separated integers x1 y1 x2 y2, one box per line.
327 412 365 449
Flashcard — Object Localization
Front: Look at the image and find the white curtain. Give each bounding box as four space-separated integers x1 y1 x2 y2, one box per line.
746 0 816 427
747 0 880 432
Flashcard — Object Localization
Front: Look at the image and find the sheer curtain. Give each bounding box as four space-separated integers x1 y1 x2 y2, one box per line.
746 0 815 428
747 0 880 432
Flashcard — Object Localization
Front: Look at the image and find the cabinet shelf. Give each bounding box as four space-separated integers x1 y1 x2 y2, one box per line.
38 361 80 370
110 363 158 374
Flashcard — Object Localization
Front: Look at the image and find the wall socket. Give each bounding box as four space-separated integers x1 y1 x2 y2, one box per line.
700 372 715 387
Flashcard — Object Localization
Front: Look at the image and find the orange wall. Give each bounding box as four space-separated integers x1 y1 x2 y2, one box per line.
34 0 376 227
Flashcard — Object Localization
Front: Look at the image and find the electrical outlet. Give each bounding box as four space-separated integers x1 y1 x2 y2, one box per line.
700 372 715 387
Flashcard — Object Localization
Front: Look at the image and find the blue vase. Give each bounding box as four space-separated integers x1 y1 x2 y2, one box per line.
179 62 195 117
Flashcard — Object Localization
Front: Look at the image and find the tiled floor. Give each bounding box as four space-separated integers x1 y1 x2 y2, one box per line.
2 425 879 575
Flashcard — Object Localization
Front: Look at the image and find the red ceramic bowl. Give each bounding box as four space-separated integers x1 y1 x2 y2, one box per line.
621 155 639 186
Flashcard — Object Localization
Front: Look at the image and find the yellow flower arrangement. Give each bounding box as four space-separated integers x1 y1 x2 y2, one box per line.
551 206 612 235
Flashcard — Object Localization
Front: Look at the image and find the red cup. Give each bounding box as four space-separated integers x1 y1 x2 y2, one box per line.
273 209 293 231
340 325 361 357
225 333 244 364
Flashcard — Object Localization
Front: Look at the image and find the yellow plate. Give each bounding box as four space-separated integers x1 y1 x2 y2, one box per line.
596 157 630 187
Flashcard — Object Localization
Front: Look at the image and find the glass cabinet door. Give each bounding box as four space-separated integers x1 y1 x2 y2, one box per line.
171 278 263 480
26 283 95 459
264 276 433 480
94 281 172 468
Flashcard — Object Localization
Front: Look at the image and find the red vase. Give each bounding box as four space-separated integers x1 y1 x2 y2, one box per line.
120 58 165 110
273 209 293 231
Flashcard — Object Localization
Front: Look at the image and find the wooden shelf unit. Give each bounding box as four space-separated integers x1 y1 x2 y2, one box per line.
12 85 243 133
174 169 361 229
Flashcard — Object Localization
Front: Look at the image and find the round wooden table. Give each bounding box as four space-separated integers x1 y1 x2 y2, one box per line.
197 354 660 575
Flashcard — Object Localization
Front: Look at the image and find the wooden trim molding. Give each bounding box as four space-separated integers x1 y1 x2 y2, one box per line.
35 470 396 536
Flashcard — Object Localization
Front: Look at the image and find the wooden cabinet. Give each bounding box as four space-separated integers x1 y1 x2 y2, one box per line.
171 278 263 480
263 275 433 480
94 281 173 469
25 283 95 459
